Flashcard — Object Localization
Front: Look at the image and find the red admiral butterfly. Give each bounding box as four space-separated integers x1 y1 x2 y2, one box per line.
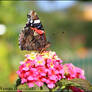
19 10 50 52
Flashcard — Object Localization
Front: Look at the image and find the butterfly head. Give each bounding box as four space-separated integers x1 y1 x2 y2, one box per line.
27 10 39 20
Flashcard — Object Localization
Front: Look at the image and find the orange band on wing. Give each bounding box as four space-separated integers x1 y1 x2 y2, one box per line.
30 27 45 35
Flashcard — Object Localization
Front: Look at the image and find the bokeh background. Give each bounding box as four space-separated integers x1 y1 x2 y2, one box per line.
0 1 92 88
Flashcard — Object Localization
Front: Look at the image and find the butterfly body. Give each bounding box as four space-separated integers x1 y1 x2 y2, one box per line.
19 10 50 52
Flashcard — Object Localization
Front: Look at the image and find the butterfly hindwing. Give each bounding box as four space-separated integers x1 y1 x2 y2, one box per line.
19 10 50 52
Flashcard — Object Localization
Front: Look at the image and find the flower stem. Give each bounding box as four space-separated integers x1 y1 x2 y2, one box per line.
40 86 43 90
49 88 53 92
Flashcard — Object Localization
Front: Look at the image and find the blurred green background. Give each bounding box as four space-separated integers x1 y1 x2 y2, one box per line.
0 1 92 88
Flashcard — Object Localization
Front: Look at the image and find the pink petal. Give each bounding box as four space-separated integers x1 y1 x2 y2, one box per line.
28 83 34 88
23 67 29 71
49 75 56 80
35 81 43 87
21 78 27 84
47 83 55 89
20 61 25 65
41 73 46 76
16 71 20 75
27 76 33 80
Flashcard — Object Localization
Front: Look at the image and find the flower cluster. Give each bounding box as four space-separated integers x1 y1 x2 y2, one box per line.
17 51 85 89
63 63 85 80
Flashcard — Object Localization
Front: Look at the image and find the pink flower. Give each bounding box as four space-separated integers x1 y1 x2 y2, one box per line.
27 76 34 81
35 56 45 66
47 83 55 89
23 67 29 71
63 63 85 80
21 78 27 84
36 66 46 76
28 83 34 88
16 51 85 89
35 81 44 87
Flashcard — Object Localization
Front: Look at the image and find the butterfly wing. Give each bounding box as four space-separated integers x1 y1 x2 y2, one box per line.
19 10 50 52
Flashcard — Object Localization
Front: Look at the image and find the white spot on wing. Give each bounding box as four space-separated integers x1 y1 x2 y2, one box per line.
30 20 33 23
34 20 40 24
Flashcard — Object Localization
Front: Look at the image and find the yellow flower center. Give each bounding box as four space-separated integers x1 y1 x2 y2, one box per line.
26 63 31 67
37 60 42 64
30 56 35 60
42 53 49 58
24 58 28 62
50 61 54 68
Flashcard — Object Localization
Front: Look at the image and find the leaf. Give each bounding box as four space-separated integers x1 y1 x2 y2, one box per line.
56 78 92 91
61 85 66 90
15 78 21 88
70 78 92 91
59 79 80 87
40 86 43 90
55 79 80 91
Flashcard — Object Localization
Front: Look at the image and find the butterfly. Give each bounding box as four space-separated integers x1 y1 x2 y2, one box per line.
19 10 50 52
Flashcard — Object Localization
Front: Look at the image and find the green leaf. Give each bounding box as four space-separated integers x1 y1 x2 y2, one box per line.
58 79 92 91
70 78 92 91
55 79 80 91
15 78 21 88
59 79 80 87
61 85 66 90
40 86 43 90
55 79 92 92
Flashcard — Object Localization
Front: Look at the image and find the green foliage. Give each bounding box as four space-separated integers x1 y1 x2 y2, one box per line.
70 78 92 91
55 79 80 91
55 78 92 92
15 78 21 88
